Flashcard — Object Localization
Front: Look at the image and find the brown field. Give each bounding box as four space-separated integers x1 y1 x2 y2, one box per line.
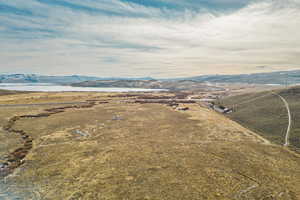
0 91 300 200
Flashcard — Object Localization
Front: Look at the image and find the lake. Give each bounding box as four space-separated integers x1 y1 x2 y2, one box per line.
0 83 165 92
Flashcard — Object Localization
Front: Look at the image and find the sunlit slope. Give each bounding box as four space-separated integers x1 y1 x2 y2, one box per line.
222 86 300 151
0 92 298 199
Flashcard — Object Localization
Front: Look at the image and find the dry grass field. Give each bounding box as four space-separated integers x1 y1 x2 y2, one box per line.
0 91 300 200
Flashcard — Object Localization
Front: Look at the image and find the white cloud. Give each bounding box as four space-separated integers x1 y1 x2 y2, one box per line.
0 0 300 77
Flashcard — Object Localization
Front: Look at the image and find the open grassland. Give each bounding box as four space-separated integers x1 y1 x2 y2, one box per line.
0 91 300 199
222 86 300 151
221 92 288 145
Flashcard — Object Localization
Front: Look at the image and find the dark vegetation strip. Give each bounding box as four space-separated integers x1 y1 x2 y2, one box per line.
134 100 196 104
0 90 28 96
0 100 109 178
109 92 191 99
0 102 87 107
0 93 190 178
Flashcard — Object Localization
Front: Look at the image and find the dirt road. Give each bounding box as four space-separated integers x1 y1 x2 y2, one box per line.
272 93 292 147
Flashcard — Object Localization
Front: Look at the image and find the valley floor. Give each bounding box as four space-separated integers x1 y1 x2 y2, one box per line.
0 91 299 200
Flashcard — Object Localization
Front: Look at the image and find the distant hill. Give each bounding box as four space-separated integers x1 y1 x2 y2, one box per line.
2 70 300 85
0 74 101 84
71 80 224 91
72 70 300 88
71 70 300 91
182 70 300 85
0 74 154 84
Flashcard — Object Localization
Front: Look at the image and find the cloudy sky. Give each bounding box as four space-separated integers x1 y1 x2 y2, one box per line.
0 0 300 78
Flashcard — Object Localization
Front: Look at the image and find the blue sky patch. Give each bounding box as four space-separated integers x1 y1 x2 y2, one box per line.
0 4 34 16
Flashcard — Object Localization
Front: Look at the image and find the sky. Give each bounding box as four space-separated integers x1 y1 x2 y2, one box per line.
0 0 300 78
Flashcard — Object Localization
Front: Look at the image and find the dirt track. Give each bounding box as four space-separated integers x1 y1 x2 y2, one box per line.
272 92 292 147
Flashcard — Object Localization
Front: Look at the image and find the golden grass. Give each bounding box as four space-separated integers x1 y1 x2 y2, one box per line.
1 92 300 200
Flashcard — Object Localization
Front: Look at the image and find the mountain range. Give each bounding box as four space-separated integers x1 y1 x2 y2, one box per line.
0 74 153 84
1 70 300 85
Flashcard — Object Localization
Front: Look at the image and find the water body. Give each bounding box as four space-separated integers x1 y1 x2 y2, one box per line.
0 179 40 200
0 83 165 92
0 180 29 200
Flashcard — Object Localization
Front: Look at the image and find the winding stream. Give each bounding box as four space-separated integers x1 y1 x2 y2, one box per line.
0 100 110 199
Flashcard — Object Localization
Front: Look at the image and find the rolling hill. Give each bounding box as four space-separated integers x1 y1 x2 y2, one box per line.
221 86 300 151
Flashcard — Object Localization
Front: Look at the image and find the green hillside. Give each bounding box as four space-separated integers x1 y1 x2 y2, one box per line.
222 86 300 151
